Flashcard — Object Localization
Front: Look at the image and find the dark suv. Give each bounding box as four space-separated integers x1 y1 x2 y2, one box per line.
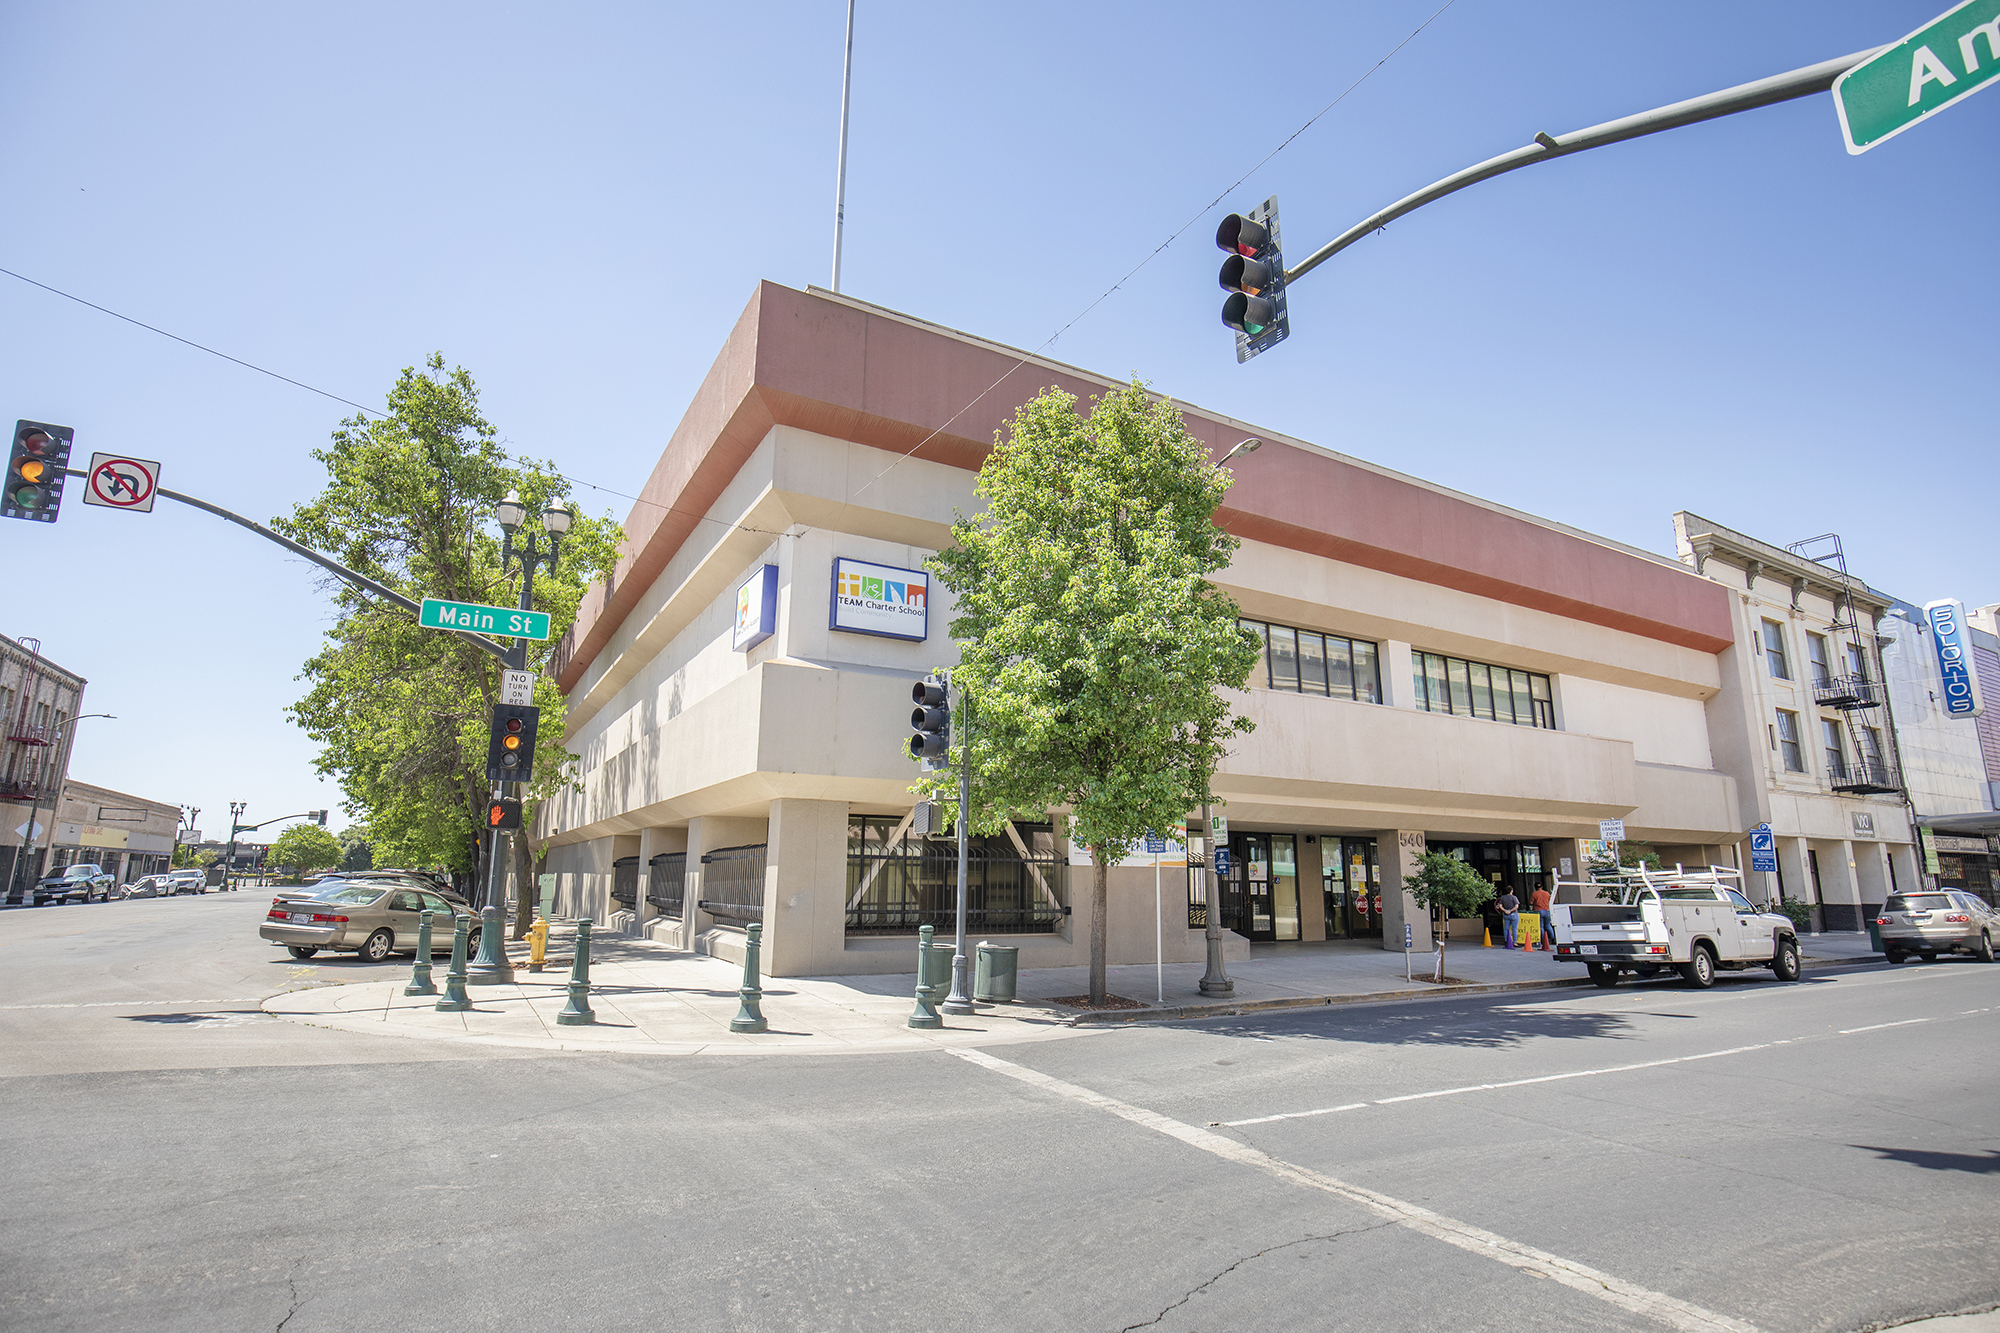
34 863 115 906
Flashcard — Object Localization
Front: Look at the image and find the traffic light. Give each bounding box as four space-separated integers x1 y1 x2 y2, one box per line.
909 677 950 769
485 703 541 784
4 420 73 523
485 796 522 831
1215 196 1290 363
309 809 328 827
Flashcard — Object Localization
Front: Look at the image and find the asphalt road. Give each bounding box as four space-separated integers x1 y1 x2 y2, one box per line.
3 893 1996 1333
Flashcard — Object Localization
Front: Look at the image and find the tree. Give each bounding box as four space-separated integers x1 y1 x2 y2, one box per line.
1403 851 1494 974
274 354 620 931
335 828 373 872
172 845 217 871
270 824 342 880
925 381 1260 1004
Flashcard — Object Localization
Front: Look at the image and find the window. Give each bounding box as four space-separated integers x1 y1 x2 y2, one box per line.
1807 634 1832 686
1762 620 1791 680
1775 709 1804 772
1822 719 1847 780
1846 641 1868 678
1412 652 1556 729
1239 619 1381 704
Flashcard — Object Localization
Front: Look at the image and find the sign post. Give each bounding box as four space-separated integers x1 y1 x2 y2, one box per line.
1833 0 2000 154
1144 831 1169 1004
1404 921 1414 981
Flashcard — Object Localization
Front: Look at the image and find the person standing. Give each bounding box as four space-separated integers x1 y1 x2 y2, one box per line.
1496 886 1521 948
1529 879 1554 951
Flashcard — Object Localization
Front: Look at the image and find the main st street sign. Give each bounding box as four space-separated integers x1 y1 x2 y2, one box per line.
419 597 550 640
1834 0 2000 152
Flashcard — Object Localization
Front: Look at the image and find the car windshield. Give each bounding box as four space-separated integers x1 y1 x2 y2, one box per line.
68 866 100 877
319 886 388 905
1884 895 1951 912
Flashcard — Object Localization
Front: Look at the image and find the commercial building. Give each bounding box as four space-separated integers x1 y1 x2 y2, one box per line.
1671 517 1914 930
46 780 181 885
540 283 1748 977
1885 601 2000 904
1 635 88 899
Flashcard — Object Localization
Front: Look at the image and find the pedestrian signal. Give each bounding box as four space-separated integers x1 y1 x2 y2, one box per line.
485 797 522 831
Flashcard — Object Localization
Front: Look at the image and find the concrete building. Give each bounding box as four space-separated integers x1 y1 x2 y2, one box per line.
1884 601 2000 904
1 635 88 898
540 283 1748 978
47 780 180 885
1671 516 1914 931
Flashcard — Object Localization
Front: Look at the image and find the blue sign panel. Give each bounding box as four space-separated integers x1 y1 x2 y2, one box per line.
1924 599 1986 719
1212 847 1232 878
1143 834 1168 855
1749 823 1777 874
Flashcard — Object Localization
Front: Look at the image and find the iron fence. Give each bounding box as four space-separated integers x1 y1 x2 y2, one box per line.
846 818 1066 935
647 851 686 919
699 843 767 922
610 855 639 907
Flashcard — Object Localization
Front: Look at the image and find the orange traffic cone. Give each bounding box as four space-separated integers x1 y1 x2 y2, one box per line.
1483 927 1493 947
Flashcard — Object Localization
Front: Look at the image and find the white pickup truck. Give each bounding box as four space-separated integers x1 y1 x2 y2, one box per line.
1549 866 1801 989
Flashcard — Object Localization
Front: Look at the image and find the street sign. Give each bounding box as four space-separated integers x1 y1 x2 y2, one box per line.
81 453 160 512
1210 816 1229 841
1750 823 1777 874
1212 847 1232 877
419 597 550 640
1833 0 2000 154
1143 833 1168 855
1403 922 1414 951
1598 818 1626 842
501 669 536 707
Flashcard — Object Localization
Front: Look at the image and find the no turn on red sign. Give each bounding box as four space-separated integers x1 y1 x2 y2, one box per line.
82 453 161 512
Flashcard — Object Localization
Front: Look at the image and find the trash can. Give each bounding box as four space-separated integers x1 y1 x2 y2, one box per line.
974 941 1019 1002
923 942 957 993
1867 918 1882 953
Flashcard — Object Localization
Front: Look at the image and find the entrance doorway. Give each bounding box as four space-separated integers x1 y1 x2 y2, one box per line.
1222 832 1301 942
1324 837 1382 939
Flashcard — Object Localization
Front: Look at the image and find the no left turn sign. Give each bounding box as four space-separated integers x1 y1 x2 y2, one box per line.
82 453 161 512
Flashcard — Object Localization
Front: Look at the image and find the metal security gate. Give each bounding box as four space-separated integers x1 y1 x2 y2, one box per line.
699 843 766 923
846 817 1066 935
646 852 686 919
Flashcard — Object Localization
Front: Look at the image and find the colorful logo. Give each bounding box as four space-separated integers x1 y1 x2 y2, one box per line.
838 569 926 609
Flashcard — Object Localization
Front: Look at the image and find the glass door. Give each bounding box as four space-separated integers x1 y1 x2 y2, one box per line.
1339 838 1382 938
1271 835 1299 941
1233 833 1275 941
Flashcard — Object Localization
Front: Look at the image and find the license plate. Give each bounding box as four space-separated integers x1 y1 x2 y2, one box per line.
288 912 305 922
1579 944 1598 955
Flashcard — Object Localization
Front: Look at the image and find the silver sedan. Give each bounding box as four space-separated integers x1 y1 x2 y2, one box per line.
259 884 482 963
1877 891 1999 963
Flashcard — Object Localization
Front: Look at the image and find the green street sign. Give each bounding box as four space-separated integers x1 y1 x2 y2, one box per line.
419 597 550 640
1834 0 2000 153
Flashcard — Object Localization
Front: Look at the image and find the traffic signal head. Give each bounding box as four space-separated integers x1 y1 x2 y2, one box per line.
1214 199 1290 361
485 796 523 831
4 420 73 523
909 677 950 767
485 703 541 784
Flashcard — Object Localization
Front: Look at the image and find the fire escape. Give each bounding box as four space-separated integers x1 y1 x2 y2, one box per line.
1786 535 1900 795
2 637 55 803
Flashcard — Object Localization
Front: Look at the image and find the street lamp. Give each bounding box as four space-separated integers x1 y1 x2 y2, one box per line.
6 713 114 905
1219 437 1262 465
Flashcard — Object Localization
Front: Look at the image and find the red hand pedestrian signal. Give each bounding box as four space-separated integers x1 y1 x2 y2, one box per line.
486 797 522 830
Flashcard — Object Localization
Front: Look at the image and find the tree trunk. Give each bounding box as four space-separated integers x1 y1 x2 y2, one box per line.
512 835 536 939
1089 848 1109 1005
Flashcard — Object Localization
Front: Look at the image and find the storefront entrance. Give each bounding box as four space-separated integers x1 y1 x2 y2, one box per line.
1324 837 1382 939
1223 832 1301 942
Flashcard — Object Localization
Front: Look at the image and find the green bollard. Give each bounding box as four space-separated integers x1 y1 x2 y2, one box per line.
908 924 943 1029
435 912 471 1011
730 921 768 1033
404 909 438 997
556 918 595 1026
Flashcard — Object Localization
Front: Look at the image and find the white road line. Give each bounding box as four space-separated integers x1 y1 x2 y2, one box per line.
0 997 266 1011
952 1047 1759 1333
1226 1102 1369 1127
1838 1018 1931 1034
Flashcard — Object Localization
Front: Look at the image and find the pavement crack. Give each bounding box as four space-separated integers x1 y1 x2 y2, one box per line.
1117 1222 1394 1331
275 1254 308 1333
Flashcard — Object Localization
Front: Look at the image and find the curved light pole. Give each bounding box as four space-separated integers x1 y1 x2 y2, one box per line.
6 713 114 904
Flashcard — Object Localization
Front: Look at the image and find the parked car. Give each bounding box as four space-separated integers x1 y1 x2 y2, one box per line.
303 870 471 910
165 870 207 895
119 874 173 899
1877 891 1999 963
260 882 481 962
33 863 115 906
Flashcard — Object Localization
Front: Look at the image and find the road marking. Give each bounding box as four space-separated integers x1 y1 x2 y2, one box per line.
951 1047 1760 1333
1838 1018 1931 1034
0 997 265 1011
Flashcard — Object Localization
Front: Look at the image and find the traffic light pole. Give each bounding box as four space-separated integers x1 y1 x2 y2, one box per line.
940 681 974 1016
1283 46 1885 288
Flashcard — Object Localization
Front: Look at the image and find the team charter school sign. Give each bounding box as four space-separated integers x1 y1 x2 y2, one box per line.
830 558 928 641
1833 0 2000 153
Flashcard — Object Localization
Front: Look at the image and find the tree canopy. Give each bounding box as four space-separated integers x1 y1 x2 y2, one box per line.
924 381 1260 1002
270 824 341 879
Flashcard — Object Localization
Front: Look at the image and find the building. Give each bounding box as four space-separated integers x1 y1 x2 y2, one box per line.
1 635 88 899
1671 517 1915 930
539 282 1749 978
1884 601 2000 904
46 780 181 885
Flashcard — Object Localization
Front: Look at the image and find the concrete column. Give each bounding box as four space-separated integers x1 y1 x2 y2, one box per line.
1375 829 1432 953
1888 842 1923 896
1381 642 1416 709
1819 839 1864 932
1779 836 1814 928
1298 834 1327 942
761 798 851 978
1854 841 1892 924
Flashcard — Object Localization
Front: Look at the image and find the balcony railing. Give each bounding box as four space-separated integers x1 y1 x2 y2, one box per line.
1831 759 1901 795
846 836 1066 935
1813 674 1882 710
698 843 767 923
0 778 39 802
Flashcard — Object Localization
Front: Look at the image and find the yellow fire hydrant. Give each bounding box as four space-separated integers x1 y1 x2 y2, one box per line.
527 916 550 972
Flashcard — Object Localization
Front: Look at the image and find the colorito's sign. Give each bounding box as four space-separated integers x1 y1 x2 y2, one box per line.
1924 598 1985 718
733 564 778 651
830 557 928 642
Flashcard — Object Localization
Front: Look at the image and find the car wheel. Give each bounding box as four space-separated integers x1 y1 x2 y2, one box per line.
286 945 319 960
1587 963 1621 988
1680 945 1717 989
360 930 394 963
1920 952 1938 964
1770 938 1801 983
1974 932 1995 964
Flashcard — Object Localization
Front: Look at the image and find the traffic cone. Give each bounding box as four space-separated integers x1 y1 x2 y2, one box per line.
1483 927 1492 947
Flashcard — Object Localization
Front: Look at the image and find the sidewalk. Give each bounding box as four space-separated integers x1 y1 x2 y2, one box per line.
264 927 1886 1057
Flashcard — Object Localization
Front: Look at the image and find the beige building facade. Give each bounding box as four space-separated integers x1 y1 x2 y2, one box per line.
540 283 1749 978
1 634 87 897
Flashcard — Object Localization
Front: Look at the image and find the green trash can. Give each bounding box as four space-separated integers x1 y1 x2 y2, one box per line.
922 942 957 993
974 941 1019 1002
1867 919 1882 953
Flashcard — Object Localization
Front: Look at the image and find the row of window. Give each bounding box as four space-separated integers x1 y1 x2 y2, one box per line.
1240 620 1383 703
1411 653 1556 729
1760 618 1870 685
1772 708 1884 778
1237 619 1558 730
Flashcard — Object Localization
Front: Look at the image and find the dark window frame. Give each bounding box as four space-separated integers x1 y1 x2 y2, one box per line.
1239 619 1382 705
1412 650 1557 730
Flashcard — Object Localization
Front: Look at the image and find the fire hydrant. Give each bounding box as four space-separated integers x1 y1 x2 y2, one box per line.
527 916 550 972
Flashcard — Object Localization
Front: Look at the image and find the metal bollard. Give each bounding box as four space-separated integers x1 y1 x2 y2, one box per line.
404 909 438 997
730 921 768 1033
556 918 595 1025
527 916 549 973
435 912 471 1011
907 924 943 1030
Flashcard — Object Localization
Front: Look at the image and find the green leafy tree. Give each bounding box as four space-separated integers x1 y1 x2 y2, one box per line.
270 824 342 880
274 354 620 931
172 845 217 871
335 828 373 872
924 381 1260 1004
1403 850 1495 972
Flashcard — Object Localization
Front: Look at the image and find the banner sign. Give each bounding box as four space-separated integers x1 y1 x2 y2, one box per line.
733 564 779 651
830 557 929 642
1920 826 1941 875
1924 599 1985 718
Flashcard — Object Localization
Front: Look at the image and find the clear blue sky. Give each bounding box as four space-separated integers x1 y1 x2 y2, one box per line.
2 0 1993 844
